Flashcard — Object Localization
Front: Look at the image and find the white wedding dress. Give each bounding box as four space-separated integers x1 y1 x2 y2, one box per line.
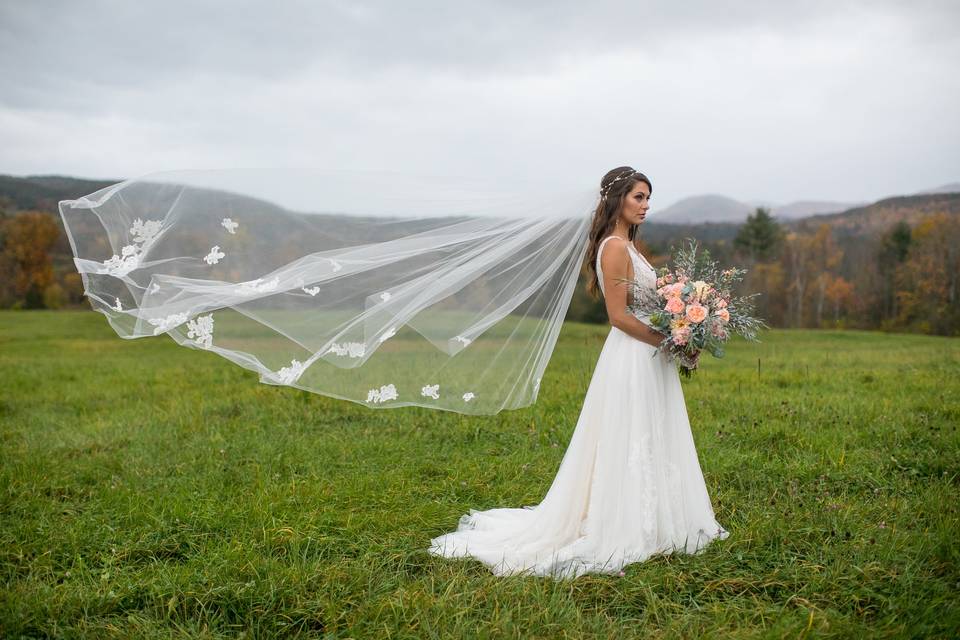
427 235 730 579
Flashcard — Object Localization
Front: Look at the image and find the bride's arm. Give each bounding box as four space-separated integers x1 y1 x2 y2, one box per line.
600 240 667 349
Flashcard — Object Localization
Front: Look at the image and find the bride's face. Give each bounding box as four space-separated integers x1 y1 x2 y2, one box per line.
620 181 650 225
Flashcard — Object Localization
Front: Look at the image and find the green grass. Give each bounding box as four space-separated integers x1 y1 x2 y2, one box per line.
1 310 958 638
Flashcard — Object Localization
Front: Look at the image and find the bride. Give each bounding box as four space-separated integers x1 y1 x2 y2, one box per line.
427 167 730 579
56 165 728 579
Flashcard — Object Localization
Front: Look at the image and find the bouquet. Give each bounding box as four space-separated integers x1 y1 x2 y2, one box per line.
617 238 768 378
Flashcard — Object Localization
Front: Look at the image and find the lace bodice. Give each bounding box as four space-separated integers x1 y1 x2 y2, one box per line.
596 235 656 300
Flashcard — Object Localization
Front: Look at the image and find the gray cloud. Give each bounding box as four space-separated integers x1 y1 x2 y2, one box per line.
2 0 958 206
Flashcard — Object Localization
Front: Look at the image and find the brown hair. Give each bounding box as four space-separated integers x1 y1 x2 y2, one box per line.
583 166 653 299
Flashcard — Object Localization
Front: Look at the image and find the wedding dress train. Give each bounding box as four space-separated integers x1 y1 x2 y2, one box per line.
426 235 729 579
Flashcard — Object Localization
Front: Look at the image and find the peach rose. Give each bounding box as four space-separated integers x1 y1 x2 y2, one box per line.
715 298 728 309
665 297 686 314
672 326 691 345
686 303 708 323
716 308 730 322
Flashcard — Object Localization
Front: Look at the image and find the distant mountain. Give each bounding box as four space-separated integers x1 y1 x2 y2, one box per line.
0 174 119 212
914 182 960 195
651 193 864 224
4 173 958 242
640 189 960 249
648 194 753 224
0 173 473 251
783 192 960 237
770 200 867 219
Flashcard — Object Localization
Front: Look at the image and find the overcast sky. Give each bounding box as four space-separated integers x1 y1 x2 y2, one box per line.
2 0 958 209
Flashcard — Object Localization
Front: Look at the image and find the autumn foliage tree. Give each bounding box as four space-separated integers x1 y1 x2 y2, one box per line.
778 223 843 328
0 211 61 308
824 275 854 326
893 212 960 335
808 224 842 327
782 231 813 328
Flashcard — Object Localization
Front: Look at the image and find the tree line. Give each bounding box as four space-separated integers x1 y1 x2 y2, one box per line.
1 200 958 336
710 207 957 335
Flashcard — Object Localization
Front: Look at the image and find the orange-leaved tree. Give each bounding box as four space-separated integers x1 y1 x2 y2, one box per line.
0 211 62 308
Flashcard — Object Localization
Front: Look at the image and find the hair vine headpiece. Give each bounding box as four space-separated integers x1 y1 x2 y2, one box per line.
599 168 638 200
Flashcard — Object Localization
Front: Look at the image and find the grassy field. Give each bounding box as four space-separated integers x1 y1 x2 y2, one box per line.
1 310 958 638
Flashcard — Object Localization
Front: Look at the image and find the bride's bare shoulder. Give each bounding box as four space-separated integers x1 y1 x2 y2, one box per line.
599 236 630 273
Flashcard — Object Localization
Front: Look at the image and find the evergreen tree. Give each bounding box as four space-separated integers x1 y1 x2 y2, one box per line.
734 207 784 262
880 220 912 263
877 220 912 320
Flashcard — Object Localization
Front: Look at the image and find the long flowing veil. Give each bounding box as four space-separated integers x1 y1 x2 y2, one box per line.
58 169 597 414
